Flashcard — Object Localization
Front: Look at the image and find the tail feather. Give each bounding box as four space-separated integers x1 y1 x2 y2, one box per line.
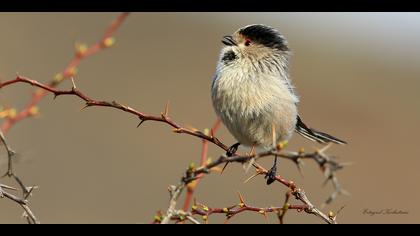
295 116 347 145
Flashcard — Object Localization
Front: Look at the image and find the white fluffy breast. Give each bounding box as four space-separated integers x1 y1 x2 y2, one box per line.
211 62 299 147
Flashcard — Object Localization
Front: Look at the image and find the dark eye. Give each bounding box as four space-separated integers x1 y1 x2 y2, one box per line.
244 39 252 46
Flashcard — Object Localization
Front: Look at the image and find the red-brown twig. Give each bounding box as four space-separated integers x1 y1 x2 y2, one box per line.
155 189 336 224
0 74 346 224
0 13 347 223
0 76 231 153
191 203 307 223
0 12 130 134
159 143 343 224
0 13 129 224
251 163 337 224
155 196 308 224
1 75 345 224
182 119 221 212
0 76 237 224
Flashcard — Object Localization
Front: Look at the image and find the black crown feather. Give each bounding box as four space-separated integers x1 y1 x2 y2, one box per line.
238 24 289 51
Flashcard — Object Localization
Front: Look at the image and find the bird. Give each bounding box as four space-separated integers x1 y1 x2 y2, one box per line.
211 24 346 184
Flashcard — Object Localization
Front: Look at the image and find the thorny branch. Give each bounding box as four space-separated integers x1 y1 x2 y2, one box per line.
0 75 231 224
0 75 347 224
154 195 307 224
0 76 231 152
158 142 345 224
0 131 39 224
0 13 348 224
0 12 130 135
182 119 222 212
0 13 129 224
156 192 312 224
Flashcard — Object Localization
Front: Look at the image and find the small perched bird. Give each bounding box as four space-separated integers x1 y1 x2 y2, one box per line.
211 24 346 184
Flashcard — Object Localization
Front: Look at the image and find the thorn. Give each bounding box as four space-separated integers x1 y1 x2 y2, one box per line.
70 77 77 90
137 119 146 128
80 103 90 111
0 184 18 191
243 157 255 173
163 100 170 117
221 162 229 174
296 161 305 178
318 143 333 155
243 171 261 184
237 192 245 206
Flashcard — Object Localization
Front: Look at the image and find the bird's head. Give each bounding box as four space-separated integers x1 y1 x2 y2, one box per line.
219 24 290 65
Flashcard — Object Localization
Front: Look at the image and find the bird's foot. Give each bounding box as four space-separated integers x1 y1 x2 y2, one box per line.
265 156 278 185
226 142 240 157
265 166 277 185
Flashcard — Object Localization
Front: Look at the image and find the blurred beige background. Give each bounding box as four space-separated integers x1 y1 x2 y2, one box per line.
0 13 419 224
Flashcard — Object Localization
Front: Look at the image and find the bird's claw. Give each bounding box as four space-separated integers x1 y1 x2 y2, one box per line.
265 156 278 185
226 142 240 157
265 165 277 185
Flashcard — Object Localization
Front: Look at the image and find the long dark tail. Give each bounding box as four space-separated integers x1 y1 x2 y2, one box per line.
295 115 347 145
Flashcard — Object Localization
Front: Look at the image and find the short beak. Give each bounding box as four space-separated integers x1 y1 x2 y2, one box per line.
222 35 237 46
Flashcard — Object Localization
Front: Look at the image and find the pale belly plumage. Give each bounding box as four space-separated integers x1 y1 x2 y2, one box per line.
211 71 298 148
